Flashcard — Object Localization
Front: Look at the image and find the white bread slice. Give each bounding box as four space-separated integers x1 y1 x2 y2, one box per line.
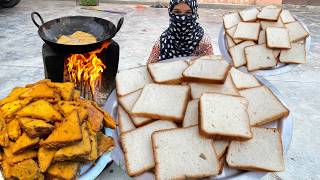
118 106 135 134
229 41 256 67
279 43 306 64
245 44 277 71
213 140 230 159
296 39 305 44
239 86 289 126
258 30 266 44
225 26 244 44
116 66 153 96
182 99 199 127
227 127 285 172
152 126 220 180
239 8 260 22
233 22 260 41
263 5 278 9
229 68 261 90
257 7 282 21
260 19 284 30
131 84 190 122
280 10 296 24
182 59 230 84
223 13 241 29
226 34 236 49
266 27 291 49
285 21 309 42
189 73 239 99
121 120 177 176
118 89 153 126
199 93 252 140
147 61 189 84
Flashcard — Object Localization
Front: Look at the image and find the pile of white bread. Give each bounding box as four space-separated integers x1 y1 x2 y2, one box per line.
115 56 289 180
223 5 309 71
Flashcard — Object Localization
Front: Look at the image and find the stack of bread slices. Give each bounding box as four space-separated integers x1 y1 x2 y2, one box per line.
223 5 309 71
115 56 289 180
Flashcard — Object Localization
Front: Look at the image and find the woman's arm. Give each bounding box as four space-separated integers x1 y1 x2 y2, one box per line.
147 40 161 64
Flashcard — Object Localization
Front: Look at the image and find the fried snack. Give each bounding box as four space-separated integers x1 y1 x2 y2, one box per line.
57 31 97 45
7 119 21 141
0 87 28 106
0 116 9 147
1 98 32 118
20 83 57 99
57 101 88 123
80 100 104 133
17 100 62 122
48 82 75 101
38 147 57 173
3 142 37 165
25 79 52 88
83 134 98 161
1 158 13 179
47 161 80 180
92 102 116 129
54 123 91 161
19 117 54 138
11 159 44 180
40 111 82 148
12 133 39 154
97 132 114 156
72 90 81 101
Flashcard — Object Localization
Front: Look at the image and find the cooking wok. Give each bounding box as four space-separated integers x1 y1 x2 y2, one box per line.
31 11 124 53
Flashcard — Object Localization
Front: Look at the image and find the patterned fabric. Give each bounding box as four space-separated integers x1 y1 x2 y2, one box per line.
159 0 204 60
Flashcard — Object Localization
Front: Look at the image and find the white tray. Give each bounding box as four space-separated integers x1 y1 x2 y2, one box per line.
104 76 293 180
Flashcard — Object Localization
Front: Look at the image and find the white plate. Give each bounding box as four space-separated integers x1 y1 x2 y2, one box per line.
218 17 311 76
104 76 293 180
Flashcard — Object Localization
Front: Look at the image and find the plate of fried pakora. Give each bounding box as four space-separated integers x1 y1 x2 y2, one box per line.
0 79 116 180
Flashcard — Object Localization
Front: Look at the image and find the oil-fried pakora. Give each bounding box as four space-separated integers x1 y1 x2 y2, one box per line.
19 117 54 138
40 111 82 149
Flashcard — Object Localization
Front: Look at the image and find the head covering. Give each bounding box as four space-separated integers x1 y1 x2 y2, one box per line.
159 0 204 60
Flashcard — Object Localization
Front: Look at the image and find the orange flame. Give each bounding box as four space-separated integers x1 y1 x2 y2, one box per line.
66 42 110 96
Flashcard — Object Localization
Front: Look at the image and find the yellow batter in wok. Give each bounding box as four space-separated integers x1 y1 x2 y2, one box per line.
57 31 97 45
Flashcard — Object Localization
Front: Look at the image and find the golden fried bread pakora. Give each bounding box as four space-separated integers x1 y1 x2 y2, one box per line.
91 102 116 129
20 82 56 99
72 90 81 101
40 111 82 149
0 116 9 147
3 142 37 165
0 87 29 106
1 158 13 179
11 159 44 180
16 100 62 122
12 133 39 154
38 147 57 173
7 119 21 141
47 161 79 180
97 132 114 156
19 117 54 138
48 82 75 101
54 123 91 161
1 98 32 118
57 101 88 123
82 134 98 161
79 101 104 133
25 79 52 88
